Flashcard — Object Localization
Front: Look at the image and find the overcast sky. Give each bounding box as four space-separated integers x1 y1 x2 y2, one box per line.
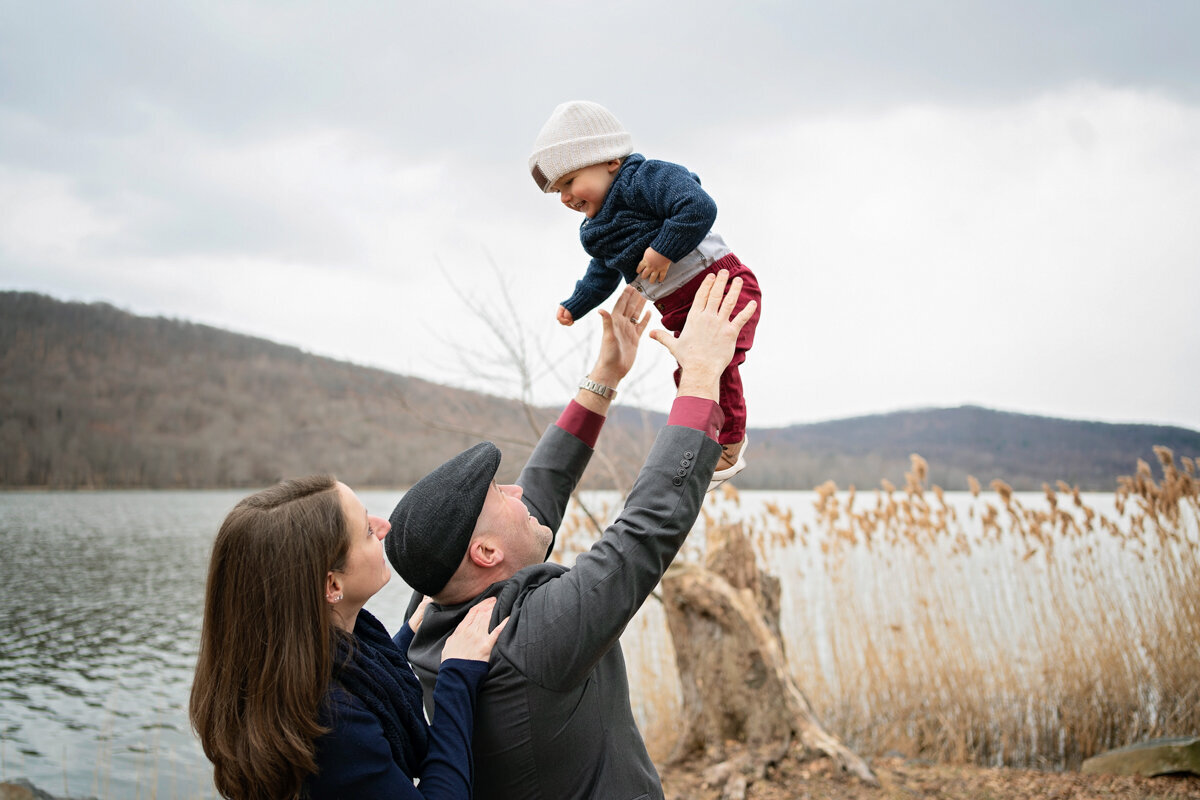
3 1 1198 432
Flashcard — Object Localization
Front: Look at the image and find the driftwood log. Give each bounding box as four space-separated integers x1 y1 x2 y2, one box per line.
660 518 877 797
1081 736 1200 777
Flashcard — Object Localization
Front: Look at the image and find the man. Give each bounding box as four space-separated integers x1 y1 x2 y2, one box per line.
387 270 757 800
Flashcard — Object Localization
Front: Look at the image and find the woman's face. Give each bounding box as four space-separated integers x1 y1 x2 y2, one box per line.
334 482 392 607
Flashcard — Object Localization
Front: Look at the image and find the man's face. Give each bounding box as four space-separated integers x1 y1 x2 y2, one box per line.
476 482 553 571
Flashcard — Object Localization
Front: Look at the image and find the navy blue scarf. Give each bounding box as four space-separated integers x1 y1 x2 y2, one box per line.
332 610 429 777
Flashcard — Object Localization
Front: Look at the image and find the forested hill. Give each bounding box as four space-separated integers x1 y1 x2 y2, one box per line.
3 291 1197 491
0 291 566 490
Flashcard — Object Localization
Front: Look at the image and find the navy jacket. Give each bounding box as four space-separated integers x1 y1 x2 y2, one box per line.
563 153 718 319
303 616 488 799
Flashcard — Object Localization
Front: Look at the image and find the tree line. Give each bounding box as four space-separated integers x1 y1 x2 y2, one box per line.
3 291 1197 491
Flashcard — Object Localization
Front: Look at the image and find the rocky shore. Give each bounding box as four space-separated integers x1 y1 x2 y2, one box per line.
660 751 1200 800
0 780 95 800
6 738 1199 800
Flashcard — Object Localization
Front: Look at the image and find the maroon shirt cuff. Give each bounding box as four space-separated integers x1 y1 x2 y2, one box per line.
555 401 606 448
667 396 723 441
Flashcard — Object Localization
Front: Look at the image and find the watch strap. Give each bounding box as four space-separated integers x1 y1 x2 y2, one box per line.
578 376 617 401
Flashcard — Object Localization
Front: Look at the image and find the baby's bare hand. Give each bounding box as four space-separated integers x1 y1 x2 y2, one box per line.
636 247 671 283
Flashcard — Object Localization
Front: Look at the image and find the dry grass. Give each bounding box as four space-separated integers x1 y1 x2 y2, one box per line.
559 450 1200 770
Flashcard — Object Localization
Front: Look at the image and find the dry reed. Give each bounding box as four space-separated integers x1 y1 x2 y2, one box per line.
557 450 1200 770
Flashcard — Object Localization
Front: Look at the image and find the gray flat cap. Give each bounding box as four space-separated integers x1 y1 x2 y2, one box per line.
386 442 501 596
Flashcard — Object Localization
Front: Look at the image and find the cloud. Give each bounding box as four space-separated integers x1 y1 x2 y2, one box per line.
3 3 1199 431
672 85 1200 427
281 84 1198 431
0 165 122 262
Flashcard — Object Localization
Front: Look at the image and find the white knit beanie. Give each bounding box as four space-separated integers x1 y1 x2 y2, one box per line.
528 101 634 193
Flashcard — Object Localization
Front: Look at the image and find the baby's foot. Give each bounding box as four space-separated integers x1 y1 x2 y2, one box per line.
708 436 748 493
716 439 745 471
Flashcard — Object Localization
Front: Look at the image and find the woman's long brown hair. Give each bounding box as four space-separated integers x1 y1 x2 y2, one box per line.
190 475 350 800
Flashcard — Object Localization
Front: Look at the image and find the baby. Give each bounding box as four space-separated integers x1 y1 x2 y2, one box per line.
529 100 762 489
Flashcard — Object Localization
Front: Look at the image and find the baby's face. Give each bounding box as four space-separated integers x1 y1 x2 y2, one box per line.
552 160 621 218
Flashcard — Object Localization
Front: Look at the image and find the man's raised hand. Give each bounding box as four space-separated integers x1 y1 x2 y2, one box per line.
650 269 756 402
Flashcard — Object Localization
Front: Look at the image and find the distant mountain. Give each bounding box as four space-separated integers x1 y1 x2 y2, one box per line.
3 291 1197 491
747 406 1200 491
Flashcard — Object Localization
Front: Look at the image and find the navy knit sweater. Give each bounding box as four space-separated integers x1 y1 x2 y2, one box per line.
563 153 717 319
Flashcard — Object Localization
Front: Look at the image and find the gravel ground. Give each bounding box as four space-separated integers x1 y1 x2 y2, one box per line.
660 750 1200 800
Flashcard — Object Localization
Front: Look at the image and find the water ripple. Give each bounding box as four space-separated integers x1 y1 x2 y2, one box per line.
1 490 237 799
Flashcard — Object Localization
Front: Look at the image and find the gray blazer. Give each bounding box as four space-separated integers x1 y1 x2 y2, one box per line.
403 421 719 800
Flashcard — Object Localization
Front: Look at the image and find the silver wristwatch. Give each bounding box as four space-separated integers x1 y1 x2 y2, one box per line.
578 377 617 401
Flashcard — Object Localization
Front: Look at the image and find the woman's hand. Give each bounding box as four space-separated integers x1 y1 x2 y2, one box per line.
441 597 509 663
408 595 434 633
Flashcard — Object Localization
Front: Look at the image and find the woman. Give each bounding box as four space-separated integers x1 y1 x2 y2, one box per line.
190 475 505 799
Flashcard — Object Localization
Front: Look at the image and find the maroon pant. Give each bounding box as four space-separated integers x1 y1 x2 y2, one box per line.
655 253 761 445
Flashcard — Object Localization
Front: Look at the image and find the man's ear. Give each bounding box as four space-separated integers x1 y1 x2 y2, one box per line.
467 537 504 569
